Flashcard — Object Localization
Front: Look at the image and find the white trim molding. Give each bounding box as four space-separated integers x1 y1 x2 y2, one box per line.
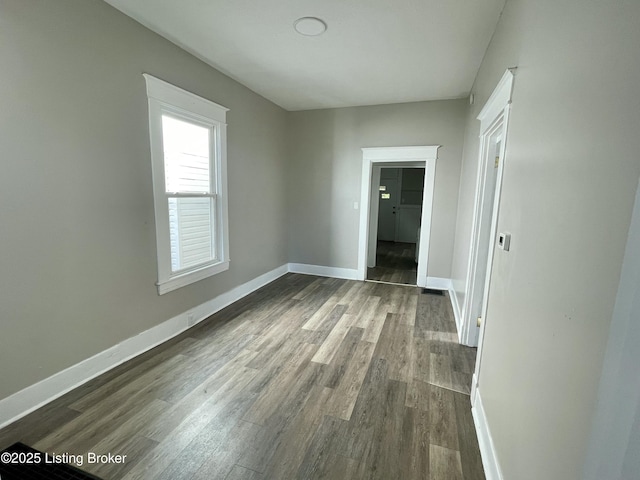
143 73 229 119
472 388 505 480
360 145 439 161
449 287 463 337
424 276 451 290
0 264 288 430
477 69 515 132
288 263 359 280
462 68 516 349
143 73 230 295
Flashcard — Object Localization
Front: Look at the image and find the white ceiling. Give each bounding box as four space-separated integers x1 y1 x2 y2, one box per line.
104 0 506 111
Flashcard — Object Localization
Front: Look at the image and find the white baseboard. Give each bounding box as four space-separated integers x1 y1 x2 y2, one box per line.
288 263 359 280
472 388 504 480
0 264 289 430
448 287 463 339
471 373 478 404
425 276 451 290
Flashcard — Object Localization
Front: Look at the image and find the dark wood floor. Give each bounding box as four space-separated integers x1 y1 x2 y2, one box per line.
367 241 418 285
0 274 483 480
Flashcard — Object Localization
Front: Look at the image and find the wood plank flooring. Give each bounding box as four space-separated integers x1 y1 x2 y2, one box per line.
367 241 418 285
0 274 483 480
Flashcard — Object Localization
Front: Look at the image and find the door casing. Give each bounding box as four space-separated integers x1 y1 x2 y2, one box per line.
469 69 515 402
357 146 439 287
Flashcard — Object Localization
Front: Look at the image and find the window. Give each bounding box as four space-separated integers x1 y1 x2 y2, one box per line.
143 74 229 294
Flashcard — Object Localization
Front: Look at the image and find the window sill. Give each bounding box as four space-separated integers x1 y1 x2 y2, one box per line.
156 260 229 295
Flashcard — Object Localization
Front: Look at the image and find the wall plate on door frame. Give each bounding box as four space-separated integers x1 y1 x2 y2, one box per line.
498 232 511 251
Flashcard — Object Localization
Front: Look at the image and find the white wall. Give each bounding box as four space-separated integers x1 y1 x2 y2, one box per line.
450 0 640 478
0 0 288 401
287 99 467 278
622 402 640 479
583 179 640 480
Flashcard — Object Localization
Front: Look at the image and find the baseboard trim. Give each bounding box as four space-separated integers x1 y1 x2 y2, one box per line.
449 287 463 340
471 373 478 404
472 388 504 480
0 264 289 430
288 263 359 280
425 276 450 290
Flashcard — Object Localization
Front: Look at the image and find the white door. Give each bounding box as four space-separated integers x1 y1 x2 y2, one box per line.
377 169 400 242
469 69 515 403
396 168 425 243
470 135 502 332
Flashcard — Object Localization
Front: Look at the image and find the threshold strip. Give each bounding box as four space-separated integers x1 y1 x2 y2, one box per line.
364 279 417 288
428 381 471 396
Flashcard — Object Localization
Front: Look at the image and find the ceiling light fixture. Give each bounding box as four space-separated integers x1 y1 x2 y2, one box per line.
294 17 327 36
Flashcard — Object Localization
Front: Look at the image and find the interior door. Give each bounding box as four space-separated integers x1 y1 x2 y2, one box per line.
473 136 501 327
464 70 516 405
377 169 400 242
396 168 425 243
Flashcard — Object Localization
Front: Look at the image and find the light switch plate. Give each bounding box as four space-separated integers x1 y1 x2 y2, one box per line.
498 232 511 251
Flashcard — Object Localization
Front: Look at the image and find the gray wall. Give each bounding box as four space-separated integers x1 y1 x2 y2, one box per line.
287 100 467 278
583 179 640 480
0 0 289 400
450 0 640 478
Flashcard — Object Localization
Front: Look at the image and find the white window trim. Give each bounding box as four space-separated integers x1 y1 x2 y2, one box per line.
143 74 230 295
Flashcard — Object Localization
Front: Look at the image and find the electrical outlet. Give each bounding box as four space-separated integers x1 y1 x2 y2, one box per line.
187 312 195 327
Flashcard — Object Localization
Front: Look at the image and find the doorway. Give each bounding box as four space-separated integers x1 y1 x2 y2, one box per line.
367 167 425 285
357 146 439 288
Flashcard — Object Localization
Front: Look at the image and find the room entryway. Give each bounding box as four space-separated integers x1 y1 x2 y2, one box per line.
357 147 439 288
366 167 424 286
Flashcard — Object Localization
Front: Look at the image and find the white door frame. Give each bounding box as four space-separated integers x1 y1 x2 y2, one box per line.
469 69 515 401
357 146 439 286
